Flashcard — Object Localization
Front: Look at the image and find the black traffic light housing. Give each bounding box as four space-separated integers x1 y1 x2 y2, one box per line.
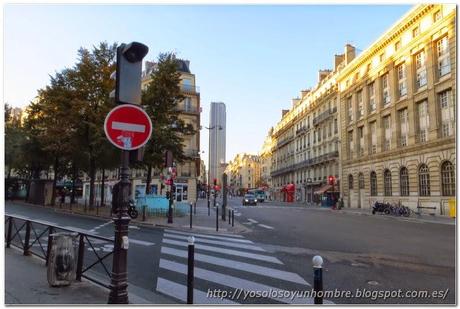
328 175 335 186
114 42 149 105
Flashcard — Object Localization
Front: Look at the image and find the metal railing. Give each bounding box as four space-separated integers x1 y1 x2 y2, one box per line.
5 214 114 289
313 107 337 126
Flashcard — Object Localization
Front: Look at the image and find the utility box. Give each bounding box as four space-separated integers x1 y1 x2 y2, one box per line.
449 199 456 218
47 232 78 287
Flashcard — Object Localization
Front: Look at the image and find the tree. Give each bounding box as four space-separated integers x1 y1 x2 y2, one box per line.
141 53 196 193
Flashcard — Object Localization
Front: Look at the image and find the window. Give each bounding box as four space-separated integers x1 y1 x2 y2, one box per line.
441 161 455 196
370 171 377 196
379 53 385 62
347 97 353 122
358 173 364 189
334 118 338 134
415 51 427 89
434 10 442 22
348 174 354 190
412 26 420 38
399 109 408 147
368 82 376 112
184 97 192 112
384 169 392 196
357 91 364 118
370 121 377 154
348 130 354 159
400 167 409 196
382 74 390 105
383 115 391 151
397 63 407 97
395 40 401 51
418 164 430 196
439 90 454 137
358 126 364 155
417 101 429 143
437 36 451 77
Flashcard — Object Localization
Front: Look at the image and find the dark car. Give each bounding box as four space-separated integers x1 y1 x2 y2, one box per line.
242 193 258 206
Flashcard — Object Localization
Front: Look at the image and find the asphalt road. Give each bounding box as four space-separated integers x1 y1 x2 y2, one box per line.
5 200 455 304
227 197 455 304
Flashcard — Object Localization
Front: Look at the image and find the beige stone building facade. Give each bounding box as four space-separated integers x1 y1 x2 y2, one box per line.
339 4 456 213
226 153 261 195
269 4 456 213
259 128 274 198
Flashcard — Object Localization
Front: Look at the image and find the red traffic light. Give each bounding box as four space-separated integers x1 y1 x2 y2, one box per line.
328 175 335 185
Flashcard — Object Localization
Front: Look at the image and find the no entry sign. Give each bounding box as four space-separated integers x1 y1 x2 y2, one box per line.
104 104 153 150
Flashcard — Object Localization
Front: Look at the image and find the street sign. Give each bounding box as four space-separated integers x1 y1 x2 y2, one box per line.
104 104 152 150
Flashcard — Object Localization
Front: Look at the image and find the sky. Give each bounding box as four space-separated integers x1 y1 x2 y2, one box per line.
4 4 413 164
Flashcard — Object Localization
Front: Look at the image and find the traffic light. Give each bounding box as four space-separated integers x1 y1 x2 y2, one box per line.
328 175 335 186
111 42 149 105
129 146 145 164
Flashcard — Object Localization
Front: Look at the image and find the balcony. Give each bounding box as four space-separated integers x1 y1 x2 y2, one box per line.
313 107 337 126
295 126 308 135
276 136 294 148
180 83 200 94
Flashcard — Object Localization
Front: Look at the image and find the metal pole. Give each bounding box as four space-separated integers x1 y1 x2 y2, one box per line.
194 202 196 215
24 221 31 256
190 203 193 229
216 206 219 232
207 185 210 216
187 236 195 304
229 209 231 224
222 173 227 221
45 226 54 266
313 255 323 304
6 217 13 248
232 210 234 227
76 234 85 281
168 181 174 224
142 205 146 221
108 150 131 304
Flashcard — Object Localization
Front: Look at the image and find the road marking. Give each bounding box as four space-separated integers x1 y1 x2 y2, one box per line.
89 220 112 233
164 228 244 238
164 233 263 251
108 236 154 246
163 231 253 244
247 219 258 224
258 224 274 230
180 225 228 232
162 238 283 264
234 213 242 217
159 259 311 304
156 277 238 304
161 246 309 285
128 225 140 229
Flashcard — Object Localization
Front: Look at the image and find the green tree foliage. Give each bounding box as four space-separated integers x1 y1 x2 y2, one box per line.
141 53 196 193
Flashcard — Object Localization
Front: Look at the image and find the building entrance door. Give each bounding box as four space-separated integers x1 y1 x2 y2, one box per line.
175 183 189 202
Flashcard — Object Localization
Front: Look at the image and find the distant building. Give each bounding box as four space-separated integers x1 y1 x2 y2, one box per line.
208 102 226 185
259 128 274 198
225 153 261 195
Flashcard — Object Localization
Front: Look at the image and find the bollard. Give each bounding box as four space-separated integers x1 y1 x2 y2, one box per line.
187 236 195 304
232 210 234 227
142 205 147 221
208 200 210 216
312 255 323 304
24 221 31 256
45 226 54 266
194 202 196 215
190 203 193 229
76 234 85 281
229 209 231 224
84 200 87 213
6 217 13 248
96 201 99 216
216 207 219 232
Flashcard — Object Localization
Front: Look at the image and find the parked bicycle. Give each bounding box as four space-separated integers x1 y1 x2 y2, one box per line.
372 201 410 217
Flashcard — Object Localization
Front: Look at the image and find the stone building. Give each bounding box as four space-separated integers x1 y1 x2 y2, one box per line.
226 153 261 195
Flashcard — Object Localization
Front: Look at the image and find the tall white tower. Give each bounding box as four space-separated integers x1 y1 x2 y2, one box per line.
208 102 226 185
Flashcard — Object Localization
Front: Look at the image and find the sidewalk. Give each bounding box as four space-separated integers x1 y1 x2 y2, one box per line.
5 247 172 305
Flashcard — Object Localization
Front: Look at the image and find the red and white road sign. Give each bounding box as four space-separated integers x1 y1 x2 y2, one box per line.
104 104 153 150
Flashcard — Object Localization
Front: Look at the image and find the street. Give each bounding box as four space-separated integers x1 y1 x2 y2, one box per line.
5 199 455 304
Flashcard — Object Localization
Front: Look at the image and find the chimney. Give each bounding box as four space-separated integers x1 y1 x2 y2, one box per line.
282 109 289 117
334 54 344 70
292 98 300 107
345 44 356 64
300 89 310 98
318 69 332 82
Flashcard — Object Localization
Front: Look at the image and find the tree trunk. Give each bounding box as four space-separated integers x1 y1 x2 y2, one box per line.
101 168 105 207
145 164 152 194
71 163 77 204
51 155 59 207
89 156 96 209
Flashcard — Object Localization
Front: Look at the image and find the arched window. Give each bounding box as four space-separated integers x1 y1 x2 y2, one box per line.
400 167 409 196
348 174 354 190
441 161 455 196
358 173 364 189
384 169 392 196
418 164 430 196
370 171 377 196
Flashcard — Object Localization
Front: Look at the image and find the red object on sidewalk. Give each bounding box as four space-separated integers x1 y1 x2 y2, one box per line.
286 183 295 203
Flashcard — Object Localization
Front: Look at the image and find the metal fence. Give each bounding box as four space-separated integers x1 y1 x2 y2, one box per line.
5 214 114 289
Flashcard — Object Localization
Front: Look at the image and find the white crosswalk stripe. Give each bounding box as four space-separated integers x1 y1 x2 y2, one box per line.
156 229 315 304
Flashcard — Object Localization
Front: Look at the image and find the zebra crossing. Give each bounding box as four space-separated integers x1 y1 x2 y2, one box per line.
156 229 315 304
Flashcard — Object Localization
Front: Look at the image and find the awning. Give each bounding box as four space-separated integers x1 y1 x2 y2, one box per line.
314 184 332 195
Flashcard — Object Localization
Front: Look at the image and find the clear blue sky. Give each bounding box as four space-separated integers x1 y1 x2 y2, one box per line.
4 4 412 163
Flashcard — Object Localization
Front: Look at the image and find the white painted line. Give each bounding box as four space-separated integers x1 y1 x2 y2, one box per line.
247 219 258 224
162 238 282 264
161 246 309 285
128 225 140 229
159 259 311 304
62 226 97 235
181 225 228 232
234 213 242 217
258 224 275 230
164 233 264 251
164 228 244 238
109 236 154 246
112 121 145 133
164 231 253 244
156 277 238 304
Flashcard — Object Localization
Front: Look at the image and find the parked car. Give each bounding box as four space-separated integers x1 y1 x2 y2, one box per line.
242 193 258 206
